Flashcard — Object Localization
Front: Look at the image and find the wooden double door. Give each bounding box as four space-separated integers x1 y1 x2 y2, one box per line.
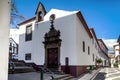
47 48 59 69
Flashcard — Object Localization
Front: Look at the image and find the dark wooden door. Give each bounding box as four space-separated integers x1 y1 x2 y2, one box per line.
65 57 69 74
47 48 58 68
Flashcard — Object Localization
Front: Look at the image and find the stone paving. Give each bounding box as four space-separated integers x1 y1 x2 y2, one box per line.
8 69 101 80
8 61 78 80
94 68 120 80
78 69 100 80
10 68 111 80
93 68 107 80
8 72 77 80
8 72 50 80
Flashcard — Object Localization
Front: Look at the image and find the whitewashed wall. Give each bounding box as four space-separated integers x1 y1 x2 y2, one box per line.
33 14 77 65
90 31 101 65
18 20 36 63
111 58 115 67
74 15 95 65
93 42 101 62
0 0 10 80
98 40 109 66
18 9 109 67
114 45 119 57
19 16 76 65
10 29 19 43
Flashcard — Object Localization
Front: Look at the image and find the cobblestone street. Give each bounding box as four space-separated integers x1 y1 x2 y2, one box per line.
9 68 120 80
9 72 45 80
8 72 77 80
94 68 120 80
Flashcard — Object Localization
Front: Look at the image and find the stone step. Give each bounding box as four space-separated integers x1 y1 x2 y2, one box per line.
9 66 36 74
14 62 26 66
14 67 35 73
69 78 78 80
9 61 36 74
53 74 76 80
40 67 64 75
38 67 76 80
51 70 64 75
58 76 74 80
54 74 70 79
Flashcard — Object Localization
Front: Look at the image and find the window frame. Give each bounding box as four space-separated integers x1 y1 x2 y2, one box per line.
88 46 90 55
83 41 85 52
25 24 32 41
93 54 94 62
25 53 31 60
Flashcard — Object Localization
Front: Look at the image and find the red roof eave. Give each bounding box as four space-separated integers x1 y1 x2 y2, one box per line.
18 17 36 26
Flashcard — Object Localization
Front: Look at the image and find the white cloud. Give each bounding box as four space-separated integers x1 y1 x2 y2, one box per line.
102 39 117 52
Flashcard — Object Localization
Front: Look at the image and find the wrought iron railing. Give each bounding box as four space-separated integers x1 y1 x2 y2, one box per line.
39 67 55 80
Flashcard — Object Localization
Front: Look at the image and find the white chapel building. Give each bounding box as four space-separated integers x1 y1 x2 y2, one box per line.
18 3 109 77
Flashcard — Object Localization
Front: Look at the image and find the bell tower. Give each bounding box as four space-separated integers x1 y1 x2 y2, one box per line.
35 2 46 22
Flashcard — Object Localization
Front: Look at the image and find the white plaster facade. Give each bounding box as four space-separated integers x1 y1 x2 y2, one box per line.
114 43 119 58
10 28 19 43
18 9 95 66
111 58 115 67
98 39 110 67
18 3 110 76
18 6 110 67
90 29 102 65
113 43 120 68
108 53 115 68
0 0 10 80
89 29 110 67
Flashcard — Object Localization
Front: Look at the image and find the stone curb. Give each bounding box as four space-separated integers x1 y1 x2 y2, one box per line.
90 69 101 80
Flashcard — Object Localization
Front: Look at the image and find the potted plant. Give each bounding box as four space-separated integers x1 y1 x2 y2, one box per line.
96 58 103 68
114 61 118 68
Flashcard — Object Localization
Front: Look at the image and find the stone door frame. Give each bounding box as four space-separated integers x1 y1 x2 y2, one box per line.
44 43 61 70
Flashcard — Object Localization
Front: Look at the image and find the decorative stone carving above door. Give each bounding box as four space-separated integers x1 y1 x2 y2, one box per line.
43 14 62 70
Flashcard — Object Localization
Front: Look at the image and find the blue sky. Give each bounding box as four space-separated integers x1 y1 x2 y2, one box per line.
14 0 120 39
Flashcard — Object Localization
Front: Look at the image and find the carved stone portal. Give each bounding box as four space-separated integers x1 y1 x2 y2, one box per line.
43 14 62 70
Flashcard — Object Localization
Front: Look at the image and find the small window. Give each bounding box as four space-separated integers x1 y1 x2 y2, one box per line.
95 43 97 50
9 42 12 51
83 41 85 52
93 54 94 62
92 39 94 44
25 53 31 60
88 46 90 55
25 25 32 41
